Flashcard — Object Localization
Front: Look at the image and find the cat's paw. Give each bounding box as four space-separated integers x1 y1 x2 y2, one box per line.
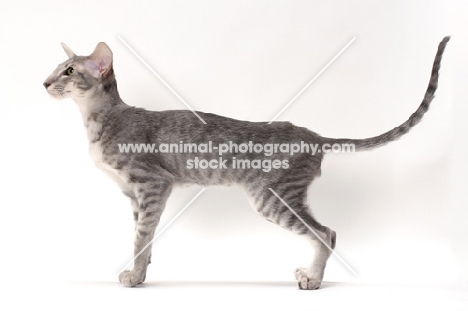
119 269 146 287
294 268 322 290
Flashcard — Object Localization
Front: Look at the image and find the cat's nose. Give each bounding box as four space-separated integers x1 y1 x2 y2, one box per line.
43 82 51 89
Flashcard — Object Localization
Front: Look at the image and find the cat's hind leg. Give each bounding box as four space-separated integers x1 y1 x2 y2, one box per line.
249 185 336 290
294 229 336 290
119 177 173 287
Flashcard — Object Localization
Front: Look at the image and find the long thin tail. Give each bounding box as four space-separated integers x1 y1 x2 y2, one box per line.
322 36 450 151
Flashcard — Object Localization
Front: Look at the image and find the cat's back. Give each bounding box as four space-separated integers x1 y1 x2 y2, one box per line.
120 108 320 144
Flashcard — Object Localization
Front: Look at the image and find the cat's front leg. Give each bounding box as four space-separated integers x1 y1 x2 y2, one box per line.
119 179 173 287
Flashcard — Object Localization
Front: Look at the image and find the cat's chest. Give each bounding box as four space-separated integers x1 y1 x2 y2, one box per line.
89 142 129 191
85 120 123 179
88 141 107 167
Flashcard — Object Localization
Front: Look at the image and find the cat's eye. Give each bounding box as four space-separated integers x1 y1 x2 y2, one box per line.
65 67 74 76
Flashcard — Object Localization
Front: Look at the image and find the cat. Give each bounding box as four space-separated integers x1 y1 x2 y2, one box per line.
43 37 450 289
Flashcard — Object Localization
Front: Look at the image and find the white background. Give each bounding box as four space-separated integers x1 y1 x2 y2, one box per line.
1 0 467 310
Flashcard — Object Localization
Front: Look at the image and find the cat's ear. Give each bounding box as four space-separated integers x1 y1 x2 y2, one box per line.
61 42 76 59
86 42 113 78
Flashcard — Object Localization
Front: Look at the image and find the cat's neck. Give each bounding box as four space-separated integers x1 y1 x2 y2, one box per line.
74 79 126 143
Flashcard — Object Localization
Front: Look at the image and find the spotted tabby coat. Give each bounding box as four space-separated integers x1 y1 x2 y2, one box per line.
44 37 449 289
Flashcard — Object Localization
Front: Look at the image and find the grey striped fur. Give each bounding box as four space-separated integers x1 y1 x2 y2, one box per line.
44 37 449 289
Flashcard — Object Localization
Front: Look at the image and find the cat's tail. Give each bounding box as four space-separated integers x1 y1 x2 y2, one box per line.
321 36 450 151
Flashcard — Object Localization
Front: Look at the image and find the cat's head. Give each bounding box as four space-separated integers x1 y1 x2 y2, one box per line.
43 42 114 100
